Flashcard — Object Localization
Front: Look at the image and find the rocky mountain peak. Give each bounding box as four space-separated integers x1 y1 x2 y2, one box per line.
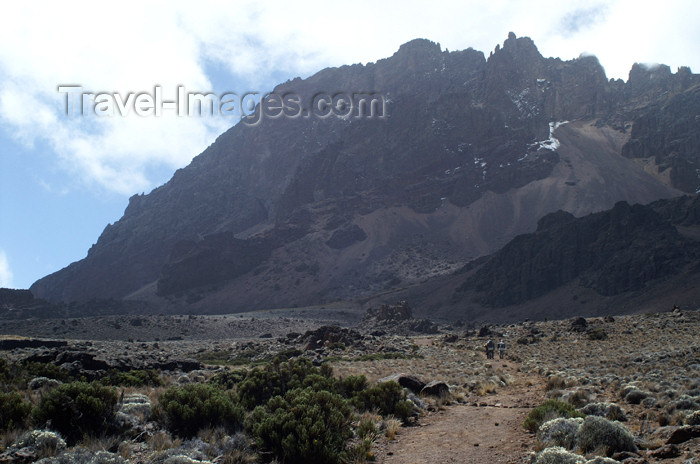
394 38 442 58
28 35 699 317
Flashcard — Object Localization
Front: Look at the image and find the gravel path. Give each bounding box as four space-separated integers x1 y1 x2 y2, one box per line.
378 362 543 464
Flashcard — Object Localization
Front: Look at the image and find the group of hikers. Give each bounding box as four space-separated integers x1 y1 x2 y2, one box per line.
484 339 506 359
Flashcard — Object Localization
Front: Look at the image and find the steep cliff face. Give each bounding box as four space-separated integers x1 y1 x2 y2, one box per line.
30 34 698 313
457 198 700 307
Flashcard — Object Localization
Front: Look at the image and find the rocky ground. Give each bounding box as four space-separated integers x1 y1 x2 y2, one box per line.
0 305 698 463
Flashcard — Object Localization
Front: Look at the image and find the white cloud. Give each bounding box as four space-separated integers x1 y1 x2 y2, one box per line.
1 0 698 195
0 250 13 288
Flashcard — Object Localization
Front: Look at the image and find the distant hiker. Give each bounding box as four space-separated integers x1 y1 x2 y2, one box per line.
497 339 506 359
485 339 495 359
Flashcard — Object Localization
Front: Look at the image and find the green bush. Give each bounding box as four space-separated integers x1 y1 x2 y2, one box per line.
0 359 73 391
524 399 584 432
587 328 608 340
207 368 248 389
352 381 413 423
157 383 244 437
249 387 353 464
22 361 73 383
0 391 31 430
102 369 163 387
577 416 637 456
237 358 337 410
32 381 118 444
338 375 368 398
237 367 284 410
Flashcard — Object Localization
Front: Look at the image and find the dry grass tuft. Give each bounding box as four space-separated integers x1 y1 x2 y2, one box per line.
383 417 402 440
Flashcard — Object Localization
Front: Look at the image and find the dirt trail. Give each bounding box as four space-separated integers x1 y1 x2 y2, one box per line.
377 362 544 464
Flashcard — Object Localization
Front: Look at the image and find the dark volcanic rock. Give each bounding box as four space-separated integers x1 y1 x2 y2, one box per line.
570 317 588 332
302 325 362 350
648 444 681 459
326 225 367 249
157 232 272 296
365 301 413 322
0 339 67 350
406 319 439 334
622 80 700 193
666 425 700 444
421 380 450 398
458 199 700 307
379 373 426 394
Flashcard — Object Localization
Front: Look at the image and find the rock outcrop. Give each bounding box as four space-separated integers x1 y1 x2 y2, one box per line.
456 197 700 307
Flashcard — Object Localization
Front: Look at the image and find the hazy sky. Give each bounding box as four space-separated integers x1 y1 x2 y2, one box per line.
1 0 699 289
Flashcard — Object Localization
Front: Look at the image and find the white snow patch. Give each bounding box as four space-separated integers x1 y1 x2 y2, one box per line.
534 121 569 152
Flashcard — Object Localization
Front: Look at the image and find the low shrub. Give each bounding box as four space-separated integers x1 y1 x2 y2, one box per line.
624 389 651 405
666 395 699 412
249 387 353 464
206 369 248 390
236 367 282 410
32 381 118 444
157 384 244 437
301 373 338 392
587 328 607 340
35 448 125 464
102 369 163 387
337 375 368 399
352 381 413 423
22 361 73 383
0 359 73 391
584 457 619 464
0 391 31 429
524 399 584 433
13 429 66 459
565 389 592 408
357 416 378 439
579 402 626 422
536 417 583 450
237 358 335 410
532 446 585 464
577 416 637 457
28 377 62 391
546 376 567 391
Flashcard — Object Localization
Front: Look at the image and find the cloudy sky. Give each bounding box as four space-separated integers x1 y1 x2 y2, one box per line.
1 0 698 289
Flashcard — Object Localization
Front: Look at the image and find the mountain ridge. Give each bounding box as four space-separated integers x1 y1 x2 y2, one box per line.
30 34 700 318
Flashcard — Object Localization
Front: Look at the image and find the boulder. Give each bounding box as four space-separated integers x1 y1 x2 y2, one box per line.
302 325 362 350
365 301 413 322
648 443 681 459
478 326 492 337
420 381 450 398
666 425 700 444
379 374 426 394
407 319 439 334
570 317 588 332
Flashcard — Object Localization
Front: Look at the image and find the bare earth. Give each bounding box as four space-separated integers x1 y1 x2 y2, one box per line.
378 362 543 464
